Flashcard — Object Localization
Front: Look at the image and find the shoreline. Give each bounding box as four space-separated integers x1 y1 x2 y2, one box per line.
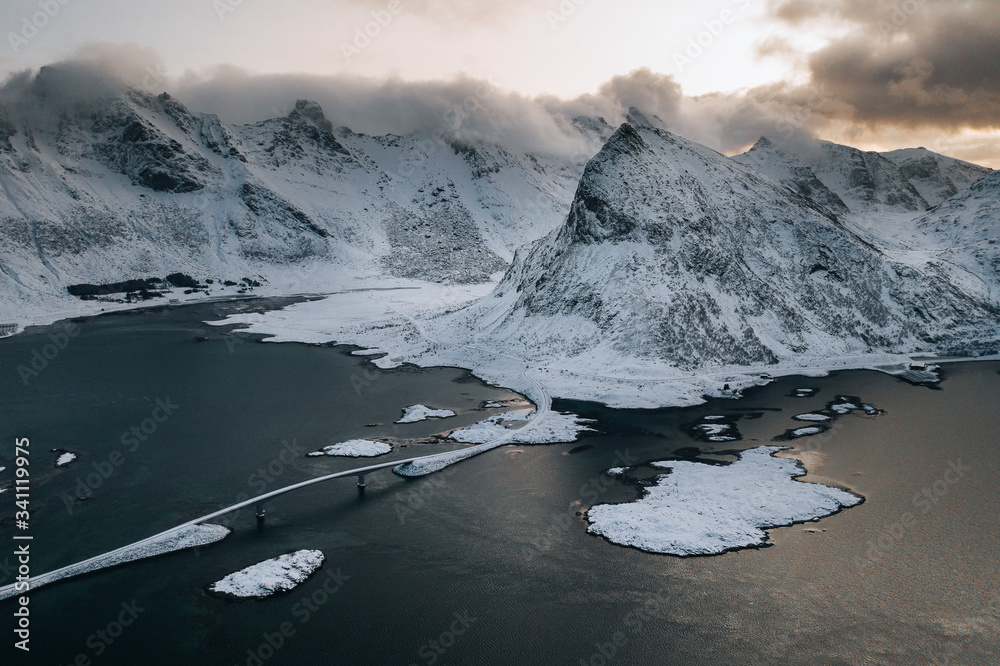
7 290 999 412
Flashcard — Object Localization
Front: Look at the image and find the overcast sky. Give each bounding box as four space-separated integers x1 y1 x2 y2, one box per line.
1 0 997 165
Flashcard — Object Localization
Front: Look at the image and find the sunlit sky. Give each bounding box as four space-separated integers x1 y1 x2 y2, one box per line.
1 0 997 165
0 1 791 95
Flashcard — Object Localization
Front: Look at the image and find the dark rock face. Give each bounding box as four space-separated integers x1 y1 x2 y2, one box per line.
883 148 992 207
90 100 211 193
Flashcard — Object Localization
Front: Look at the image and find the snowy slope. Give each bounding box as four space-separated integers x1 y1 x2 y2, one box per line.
220 124 997 409
0 69 593 324
459 123 997 370
908 171 1000 305
882 147 992 207
732 138 850 215
734 137 934 214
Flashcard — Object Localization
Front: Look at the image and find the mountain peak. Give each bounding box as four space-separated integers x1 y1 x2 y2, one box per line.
289 100 331 129
749 136 775 152
624 106 667 130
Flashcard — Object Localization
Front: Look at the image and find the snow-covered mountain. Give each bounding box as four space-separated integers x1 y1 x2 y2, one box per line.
882 147 993 207
0 70 600 322
733 137 991 215
205 120 998 409
443 123 998 370
731 137 850 215
907 170 1000 305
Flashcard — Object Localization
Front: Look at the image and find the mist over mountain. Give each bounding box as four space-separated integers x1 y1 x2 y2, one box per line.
0 72 596 321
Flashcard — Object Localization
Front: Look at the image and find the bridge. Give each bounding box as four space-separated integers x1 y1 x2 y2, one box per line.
0 369 552 603
0 290 556 603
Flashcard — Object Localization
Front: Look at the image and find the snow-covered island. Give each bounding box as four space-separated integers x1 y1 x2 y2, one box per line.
793 413 831 422
787 426 827 438
395 404 457 424
307 440 392 458
54 451 78 467
208 550 325 599
587 446 862 556
447 410 590 445
394 411 594 477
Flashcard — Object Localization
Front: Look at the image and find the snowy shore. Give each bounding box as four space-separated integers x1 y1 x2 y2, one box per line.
206 284 994 411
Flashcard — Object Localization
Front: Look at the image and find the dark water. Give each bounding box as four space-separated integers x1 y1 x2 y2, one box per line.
1 302 998 665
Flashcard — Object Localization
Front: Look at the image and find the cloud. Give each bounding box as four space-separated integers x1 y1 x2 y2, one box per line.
172 65 810 158
342 0 540 27
2 42 996 168
0 43 166 120
765 0 1000 131
0 45 849 161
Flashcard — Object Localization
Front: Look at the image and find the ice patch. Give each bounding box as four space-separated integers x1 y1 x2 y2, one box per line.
793 413 831 422
686 416 742 443
448 411 585 444
698 424 730 435
307 440 392 458
208 550 325 599
587 446 861 556
790 426 824 438
55 452 77 467
830 403 859 414
395 411 593 477
607 467 628 477
395 404 457 424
